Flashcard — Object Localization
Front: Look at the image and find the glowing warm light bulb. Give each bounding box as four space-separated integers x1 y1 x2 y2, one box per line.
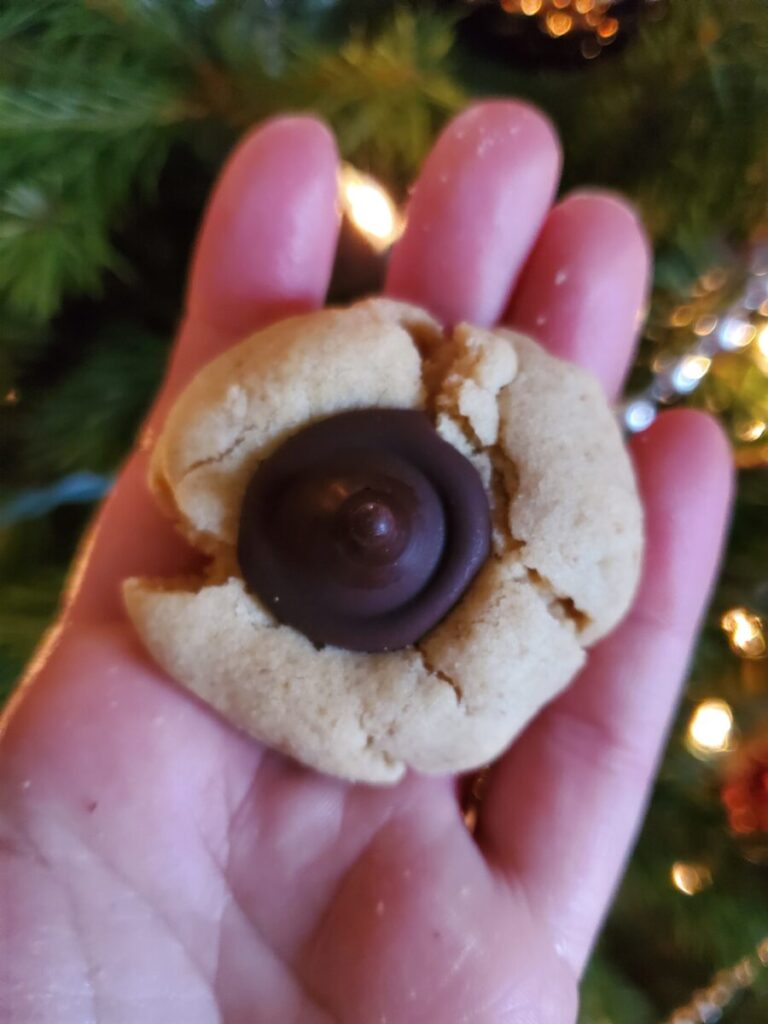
520 0 542 14
574 0 594 12
671 862 713 896
694 314 718 337
682 353 711 378
721 608 766 658
597 16 619 39
719 317 756 350
339 165 404 252
734 957 756 985
687 699 733 754
700 268 727 292
669 305 694 327
754 324 768 372
671 354 711 393
735 419 766 442
546 10 573 35
580 37 601 59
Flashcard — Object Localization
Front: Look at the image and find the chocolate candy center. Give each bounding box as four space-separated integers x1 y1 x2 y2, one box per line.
342 494 399 553
237 409 490 652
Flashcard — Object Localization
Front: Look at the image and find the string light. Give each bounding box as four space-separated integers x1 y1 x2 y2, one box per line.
721 607 766 659
596 16 619 39
700 268 728 292
671 862 713 896
622 397 656 432
669 306 694 327
719 316 755 350
496 0 628 47
686 699 734 755
735 418 766 442
671 354 711 393
338 164 404 253
546 10 573 35
662 937 768 1024
755 321 768 373
580 36 601 58
623 242 768 435
693 314 718 337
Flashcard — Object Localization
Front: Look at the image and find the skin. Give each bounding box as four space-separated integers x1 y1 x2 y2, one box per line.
0 102 733 1024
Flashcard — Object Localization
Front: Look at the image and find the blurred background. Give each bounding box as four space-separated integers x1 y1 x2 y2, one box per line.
1 1 767 1020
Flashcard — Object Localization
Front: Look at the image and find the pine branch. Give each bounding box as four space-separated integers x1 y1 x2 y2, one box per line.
0 1 60 42
279 10 465 182
23 325 167 475
0 0 204 319
0 82 196 137
463 0 768 270
0 569 64 697
0 142 165 320
579 953 656 1024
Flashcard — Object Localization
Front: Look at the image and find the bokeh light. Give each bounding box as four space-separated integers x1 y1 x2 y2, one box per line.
721 608 766 659
339 165 404 253
687 699 734 755
671 861 713 896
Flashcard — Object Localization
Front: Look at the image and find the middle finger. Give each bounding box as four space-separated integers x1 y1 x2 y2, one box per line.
385 100 561 326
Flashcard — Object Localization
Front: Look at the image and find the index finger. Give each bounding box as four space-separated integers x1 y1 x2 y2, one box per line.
66 117 340 626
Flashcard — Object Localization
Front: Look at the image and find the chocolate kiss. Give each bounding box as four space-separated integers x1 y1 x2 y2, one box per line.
237 409 491 652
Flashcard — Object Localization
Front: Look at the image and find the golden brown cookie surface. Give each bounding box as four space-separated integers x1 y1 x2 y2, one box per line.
124 299 643 783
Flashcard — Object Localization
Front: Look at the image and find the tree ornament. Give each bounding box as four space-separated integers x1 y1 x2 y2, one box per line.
237 408 491 652
448 0 662 67
721 737 768 836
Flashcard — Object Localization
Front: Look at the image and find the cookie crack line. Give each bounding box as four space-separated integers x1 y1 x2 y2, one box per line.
174 308 450 486
523 566 592 636
414 643 464 706
180 420 260 479
362 734 399 770
428 359 593 639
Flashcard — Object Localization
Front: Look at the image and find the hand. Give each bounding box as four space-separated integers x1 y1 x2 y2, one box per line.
0 103 732 1024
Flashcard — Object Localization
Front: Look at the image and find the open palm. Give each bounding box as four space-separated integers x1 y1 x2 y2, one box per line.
1 104 732 1024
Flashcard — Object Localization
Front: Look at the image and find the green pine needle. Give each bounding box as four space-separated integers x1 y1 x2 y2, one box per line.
285 10 465 180
24 325 167 475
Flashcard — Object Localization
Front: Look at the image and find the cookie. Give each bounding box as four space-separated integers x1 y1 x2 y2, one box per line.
124 298 643 783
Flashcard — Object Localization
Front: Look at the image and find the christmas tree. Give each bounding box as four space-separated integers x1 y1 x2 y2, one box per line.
1 2 767 1019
